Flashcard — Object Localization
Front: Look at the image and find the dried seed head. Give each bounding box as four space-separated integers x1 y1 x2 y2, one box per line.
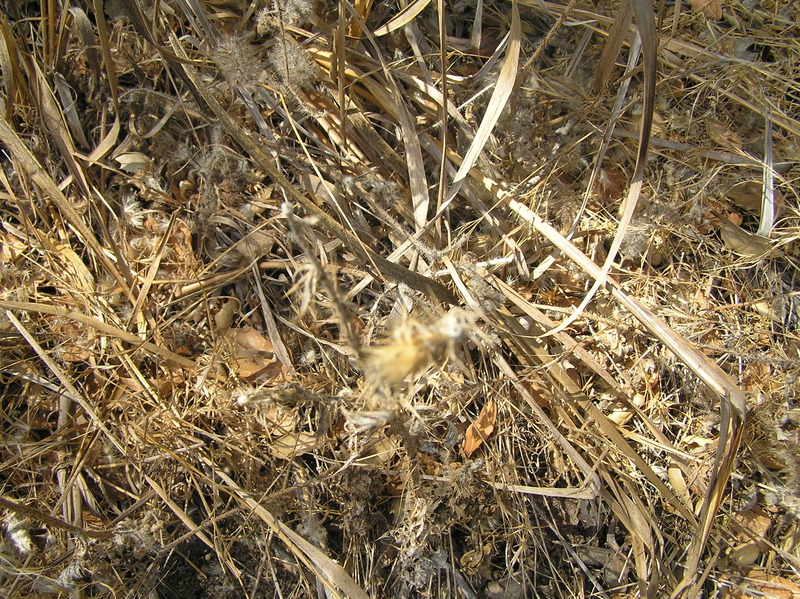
363 326 430 386
363 308 475 386
121 195 146 229
256 0 315 33
268 37 319 91
434 307 472 342
212 36 263 93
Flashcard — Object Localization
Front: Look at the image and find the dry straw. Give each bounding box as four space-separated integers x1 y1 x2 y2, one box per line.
0 0 797 597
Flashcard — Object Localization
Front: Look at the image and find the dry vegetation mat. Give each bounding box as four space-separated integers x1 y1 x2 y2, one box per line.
0 0 798 596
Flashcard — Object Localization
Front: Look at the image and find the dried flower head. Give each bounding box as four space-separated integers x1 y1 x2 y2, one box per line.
268 37 319 91
256 0 315 34
363 308 475 386
121 194 146 229
4 514 51 555
212 36 264 93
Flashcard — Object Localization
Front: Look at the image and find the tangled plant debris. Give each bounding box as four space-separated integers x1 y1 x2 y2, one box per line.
0 0 799 597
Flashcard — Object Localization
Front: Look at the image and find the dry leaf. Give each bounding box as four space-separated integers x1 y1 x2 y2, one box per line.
519 378 551 409
718 220 774 257
59 342 91 362
594 163 627 201
707 119 742 150
721 568 800 599
728 212 743 226
608 408 633 426
224 326 274 353
214 299 239 331
729 541 761 568
726 181 785 220
361 435 401 467
230 231 274 262
742 362 771 394
752 299 785 323
269 432 319 460
0 229 29 262
726 181 762 214
731 508 771 546
115 151 153 174
222 326 281 380
236 357 284 380
52 320 94 362
689 0 722 20
463 400 497 454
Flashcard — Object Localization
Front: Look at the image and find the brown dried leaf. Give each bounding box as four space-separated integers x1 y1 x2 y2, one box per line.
230 230 274 262
726 181 763 214
729 541 761 568
707 119 742 150
222 326 281 380
721 568 800 599
728 212 743 226
53 320 94 361
361 435 401 466
689 0 722 20
726 181 785 220
235 357 284 381
718 220 774 257
59 342 91 362
214 299 239 331
225 326 274 354
269 432 319 460
463 399 497 455
731 507 771 545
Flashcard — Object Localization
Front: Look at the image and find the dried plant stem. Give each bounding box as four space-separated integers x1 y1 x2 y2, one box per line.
282 201 360 353
0 495 111 540
1 301 196 369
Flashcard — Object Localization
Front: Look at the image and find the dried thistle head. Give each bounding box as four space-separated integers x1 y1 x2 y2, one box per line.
362 308 475 386
212 35 264 93
267 37 320 92
256 0 316 34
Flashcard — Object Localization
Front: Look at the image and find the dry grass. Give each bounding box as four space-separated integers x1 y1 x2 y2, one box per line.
0 0 798 597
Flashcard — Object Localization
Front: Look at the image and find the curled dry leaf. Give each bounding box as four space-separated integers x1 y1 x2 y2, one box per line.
269 431 319 460
229 230 274 262
720 567 800 599
115 152 153 174
718 220 774 257
689 0 722 20
222 326 282 380
214 299 239 331
706 119 742 150
463 399 497 455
